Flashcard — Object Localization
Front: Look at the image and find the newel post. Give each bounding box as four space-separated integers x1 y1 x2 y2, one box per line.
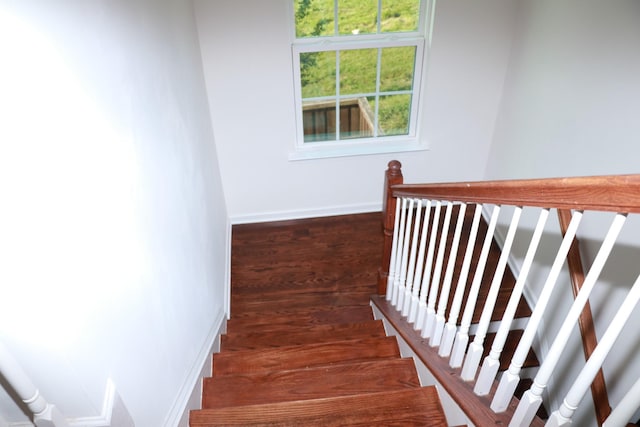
377 160 403 295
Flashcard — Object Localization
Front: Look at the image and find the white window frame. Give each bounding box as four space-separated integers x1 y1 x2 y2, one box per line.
289 0 435 161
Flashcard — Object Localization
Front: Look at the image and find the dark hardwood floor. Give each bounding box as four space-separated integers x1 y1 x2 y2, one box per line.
190 212 449 426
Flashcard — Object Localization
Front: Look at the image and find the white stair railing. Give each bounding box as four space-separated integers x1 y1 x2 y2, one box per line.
461 206 522 381
546 272 640 426
416 201 442 329
475 207 550 395
491 210 584 413
396 198 415 310
408 200 432 324
510 213 627 427
604 376 640 427
450 205 501 368
439 203 483 358
385 198 402 301
380 166 640 426
422 201 453 338
391 197 408 306
430 202 467 347
402 199 423 316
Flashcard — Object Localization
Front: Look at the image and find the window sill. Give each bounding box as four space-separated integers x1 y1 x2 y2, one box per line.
288 138 429 161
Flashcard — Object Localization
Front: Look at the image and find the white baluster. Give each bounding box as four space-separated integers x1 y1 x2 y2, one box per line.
431 202 467 347
492 210 583 413
416 201 442 330
403 199 423 316
397 198 415 311
547 272 640 426
391 197 408 307
440 204 483 358
422 201 454 338
409 200 432 324
461 206 522 381
475 208 549 395
386 197 402 301
450 205 501 368
511 213 627 427
604 375 640 427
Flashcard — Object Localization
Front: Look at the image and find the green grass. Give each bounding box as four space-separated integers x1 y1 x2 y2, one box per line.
295 0 420 136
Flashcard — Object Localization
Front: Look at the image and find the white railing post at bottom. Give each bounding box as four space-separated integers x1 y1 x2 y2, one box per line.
0 341 69 427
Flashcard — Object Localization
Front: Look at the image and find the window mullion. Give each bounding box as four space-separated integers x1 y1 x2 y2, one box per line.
335 49 341 141
374 47 382 138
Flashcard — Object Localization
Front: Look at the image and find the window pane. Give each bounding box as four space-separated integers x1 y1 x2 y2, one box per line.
294 0 335 38
381 0 420 33
340 97 376 140
378 94 411 136
303 100 337 142
338 0 377 35
380 46 416 92
340 48 377 95
300 51 336 99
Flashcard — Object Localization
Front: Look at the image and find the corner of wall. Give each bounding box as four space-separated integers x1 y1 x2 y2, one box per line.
163 310 227 427
67 379 134 427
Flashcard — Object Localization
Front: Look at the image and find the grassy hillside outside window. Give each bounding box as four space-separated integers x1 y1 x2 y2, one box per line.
291 0 432 159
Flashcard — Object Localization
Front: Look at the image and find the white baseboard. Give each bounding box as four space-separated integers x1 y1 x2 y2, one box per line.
66 379 133 427
163 310 227 427
229 203 381 225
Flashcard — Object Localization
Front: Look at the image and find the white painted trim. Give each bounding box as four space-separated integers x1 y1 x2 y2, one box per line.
67 379 118 427
225 218 232 320
6 423 33 427
229 202 381 225
162 309 227 427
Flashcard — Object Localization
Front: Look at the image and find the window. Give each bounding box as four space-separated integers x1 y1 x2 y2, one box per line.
290 0 433 160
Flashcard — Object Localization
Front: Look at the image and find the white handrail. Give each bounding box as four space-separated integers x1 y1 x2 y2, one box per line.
0 341 69 427
492 210 583 413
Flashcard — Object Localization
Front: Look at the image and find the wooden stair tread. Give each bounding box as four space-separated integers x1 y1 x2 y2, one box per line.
191 387 447 426
202 358 420 409
231 290 373 313
225 305 375 332
214 336 401 376
221 319 386 351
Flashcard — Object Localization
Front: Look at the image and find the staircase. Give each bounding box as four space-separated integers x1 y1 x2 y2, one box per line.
190 213 449 426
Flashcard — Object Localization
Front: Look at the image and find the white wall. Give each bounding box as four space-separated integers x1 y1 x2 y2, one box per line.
0 0 228 426
194 0 517 223
486 1 640 424
486 0 640 179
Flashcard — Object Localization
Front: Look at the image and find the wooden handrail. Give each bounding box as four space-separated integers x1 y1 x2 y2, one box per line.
378 160 403 295
557 208 611 426
378 163 640 423
392 174 640 214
